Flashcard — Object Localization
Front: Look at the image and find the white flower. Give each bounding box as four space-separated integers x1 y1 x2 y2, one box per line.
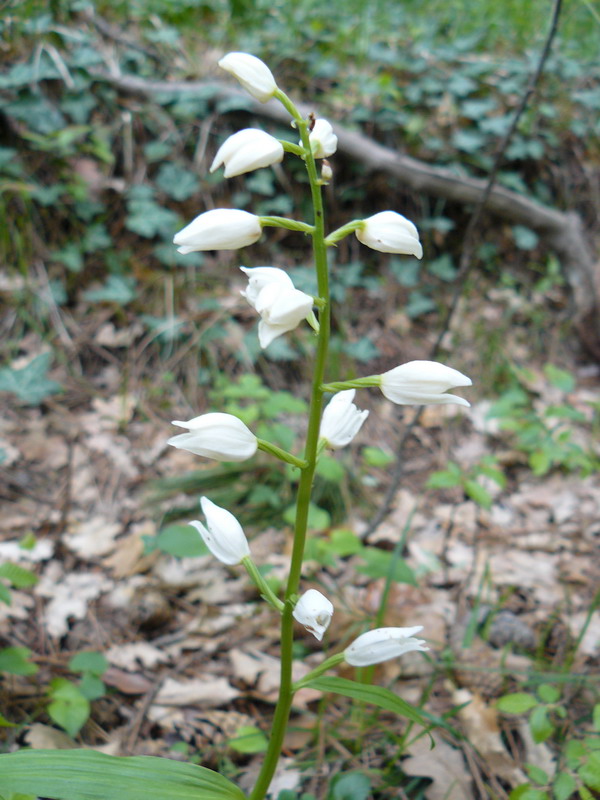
380 360 472 407
356 211 423 258
320 390 369 449
218 52 278 103
293 589 334 641
167 412 257 461
174 209 262 253
344 626 428 666
210 128 284 178
308 119 338 158
240 267 314 349
189 497 250 565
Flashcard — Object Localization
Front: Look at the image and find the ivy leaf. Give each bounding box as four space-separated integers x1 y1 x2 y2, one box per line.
0 646 38 676
0 353 62 405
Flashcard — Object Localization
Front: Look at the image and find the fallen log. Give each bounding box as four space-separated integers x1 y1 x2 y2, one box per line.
97 73 600 358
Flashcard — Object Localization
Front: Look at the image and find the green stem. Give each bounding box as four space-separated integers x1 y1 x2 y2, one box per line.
249 89 332 800
242 556 285 613
292 653 345 692
260 215 314 234
321 376 381 392
256 438 308 469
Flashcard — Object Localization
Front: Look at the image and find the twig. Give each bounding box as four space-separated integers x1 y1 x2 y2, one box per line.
364 0 564 540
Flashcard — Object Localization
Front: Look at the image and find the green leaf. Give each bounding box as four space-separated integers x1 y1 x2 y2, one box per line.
69 652 108 676
78 674 105 701
525 764 548 785
0 563 38 589
284 503 331 532
593 703 600 732
0 749 245 800
536 684 560 704
316 455 345 483
529 450 551 476
331 771 372 800
579 751 600 791
0 647 38 676
156 524 209 558
0 712 17 727
496 693 538 714
553 772 577 800
579 786 593 800
0 583 12 605
509 787 547 800
356 548 417 586
83 276 136 305
512 226 539 251
362 447 394 467
544 364 575 393
305 676 429 727
227 725 268 754
0 353 62 405
47 679 90 737
464 479 493 509
529 706 554 744
155 162 200 202
328 529 363 557
426 462 463 489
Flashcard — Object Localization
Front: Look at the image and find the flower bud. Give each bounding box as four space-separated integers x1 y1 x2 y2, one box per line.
240 267 314 349
380 360 472 407
174 209 262 253
356 211 423 258
308 119 338 158
218 52 278 103
293 589 334 641
320 390 369 449
167 412 258 461
320 161 333 183
344 626 428 666
189 497 250 565
210 128 284 178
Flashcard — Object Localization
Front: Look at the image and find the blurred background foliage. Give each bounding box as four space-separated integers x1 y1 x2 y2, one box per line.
1 0 599 466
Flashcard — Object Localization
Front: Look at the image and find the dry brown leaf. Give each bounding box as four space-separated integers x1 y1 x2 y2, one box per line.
103 522 156 578
103 667 154 695
64 516 122 558
25 724 76 749
36 563 113 637
402 732 471 800
106 641 169 670
454 688 526 787
154 676 239 707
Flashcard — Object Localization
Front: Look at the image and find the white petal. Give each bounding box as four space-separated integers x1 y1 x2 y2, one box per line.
293 589 334 641
218 52 278 103
344 626 428 666
320 390 369 449
356 211 423 258
240 266 293 306
173 209 262 252
380 361 472 407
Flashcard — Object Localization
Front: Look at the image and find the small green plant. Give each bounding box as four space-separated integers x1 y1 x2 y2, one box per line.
47 652 109 739
497 690 600 800
489 365 600 477
426 455 506 509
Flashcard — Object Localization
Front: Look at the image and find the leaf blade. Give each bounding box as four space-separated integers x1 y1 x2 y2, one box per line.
0 749 245 800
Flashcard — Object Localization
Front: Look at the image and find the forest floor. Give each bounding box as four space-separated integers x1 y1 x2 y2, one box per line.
1 266 599 800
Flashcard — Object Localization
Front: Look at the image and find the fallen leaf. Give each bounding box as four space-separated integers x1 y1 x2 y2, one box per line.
403 732 471 800
154 676 239 707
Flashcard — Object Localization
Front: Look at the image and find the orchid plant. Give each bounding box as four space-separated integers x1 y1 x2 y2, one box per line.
0 51 471 800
